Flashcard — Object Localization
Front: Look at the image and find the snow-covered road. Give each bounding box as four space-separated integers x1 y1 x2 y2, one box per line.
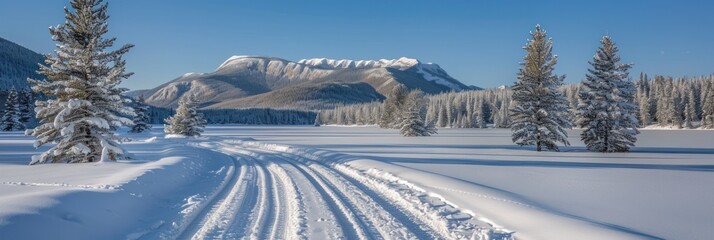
178 139 510 239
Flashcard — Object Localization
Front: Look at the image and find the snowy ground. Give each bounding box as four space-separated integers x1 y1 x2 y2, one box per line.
0 126 712 240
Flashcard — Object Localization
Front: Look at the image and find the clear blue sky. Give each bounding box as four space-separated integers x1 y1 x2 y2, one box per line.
1 0 713 90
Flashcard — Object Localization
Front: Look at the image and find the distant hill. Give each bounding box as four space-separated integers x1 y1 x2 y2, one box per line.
0 37 44 90
127 56 477 110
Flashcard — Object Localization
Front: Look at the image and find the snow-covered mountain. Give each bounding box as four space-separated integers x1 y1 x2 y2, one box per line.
297 57 421 70
0 37 44 90
130 56 474 109
298 57 466 90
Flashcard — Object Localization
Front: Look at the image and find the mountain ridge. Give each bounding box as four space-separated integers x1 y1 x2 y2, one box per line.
129 55 476 110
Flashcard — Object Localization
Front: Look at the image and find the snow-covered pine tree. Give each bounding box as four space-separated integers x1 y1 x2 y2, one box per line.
647 80 658 124
399 90 437 136
683 91 697 128
379 84 407 129
639 95 652 126
655 78 667 124
497 92 511 128
702 88 714 128
656 78 678 126
164 94 206 136
700 80 711 122
446 95 454 127
17 89 32 129
491 102 502 128
672 87 683 128
437 106 447 128
0 89 22 131
314 111 321 127
129 96 152 133
576 36 639 152
425 103 437 126
474 99 486 128
510 25 572 151
27 0 135 164
683 103 694 129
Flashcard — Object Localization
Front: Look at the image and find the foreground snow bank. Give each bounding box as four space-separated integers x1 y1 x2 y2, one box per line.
0 133 234 239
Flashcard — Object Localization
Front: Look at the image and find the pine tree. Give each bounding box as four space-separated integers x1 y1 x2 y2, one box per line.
1 89 22 131
379 84 407 129
510 25 572 151
17 89 32 129
399 90 437 136
655 78 678 126
702 89 714 128
474 99 486 128
577 36 639 152
491 102 502 128
639 95 652 126
314 111 321 127
496 94 511 128
655 80 666 124
700 80 711 122
672 88 683 128
683 91 697 128
437 106 447 128
446 95 454 128
164 94 206 136
129 96 152 133
27 0 134 164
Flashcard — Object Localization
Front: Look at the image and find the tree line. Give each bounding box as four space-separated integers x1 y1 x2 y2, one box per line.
320 71 714 131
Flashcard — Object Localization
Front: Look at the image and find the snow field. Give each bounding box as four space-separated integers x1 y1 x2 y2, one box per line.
4 126 712 239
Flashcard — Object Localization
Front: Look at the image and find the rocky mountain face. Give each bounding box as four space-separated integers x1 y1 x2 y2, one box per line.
129 56 474 109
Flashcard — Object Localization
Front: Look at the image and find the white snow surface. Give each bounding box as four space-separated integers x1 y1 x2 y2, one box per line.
0 126 712 239
298 57 463 90
216 55 257 70
298 57 420 70
416 63 464 90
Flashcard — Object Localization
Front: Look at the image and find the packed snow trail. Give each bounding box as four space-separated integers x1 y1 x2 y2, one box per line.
178 139 513 240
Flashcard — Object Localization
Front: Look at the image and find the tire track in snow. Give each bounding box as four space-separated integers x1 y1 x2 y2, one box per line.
225 141 441 239
216 150 273 240
239 155 270 240
233 142 432 239
178 145 264 239
260 154 343 239
255 159 281 240
189 139 512 239
195 144 303 240
176 152 250 239
214 157 258 240
221 144 354 239
273 153 373 240
230 139 514 240
265 162 301 239
303 155 438 239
